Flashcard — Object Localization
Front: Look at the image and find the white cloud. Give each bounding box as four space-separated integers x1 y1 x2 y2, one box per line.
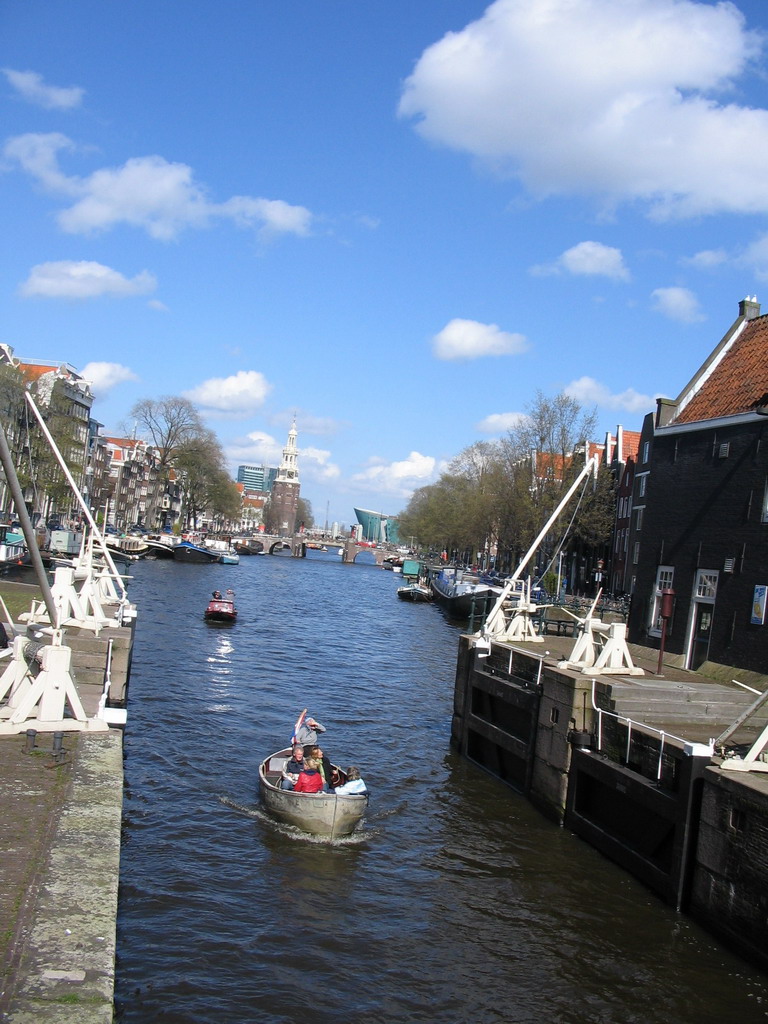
225 433 341 484
298 446 341 483
19 260 156 299
3 133 314 241
3 68 84 110
432 318 529 360
565 375 656 413
227 431 282 465
651 286 706 323
531 240 629 279
352 451 438 498
399 0 768 219
218 196 312 238
183 370 272 416
682 248 728 270
476 411 528 434
739 235 768 280
81 362 139 398
3 133 78 193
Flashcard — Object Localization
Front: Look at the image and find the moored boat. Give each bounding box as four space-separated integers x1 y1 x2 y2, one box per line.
258 748 368 838
105 534 149 559
429 566 501 618
173 540 220 563
397 582 433 602
204 589 237 623
144 534 179 558
204 538 240 564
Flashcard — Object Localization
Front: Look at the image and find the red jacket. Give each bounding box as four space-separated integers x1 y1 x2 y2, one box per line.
293 770 324 793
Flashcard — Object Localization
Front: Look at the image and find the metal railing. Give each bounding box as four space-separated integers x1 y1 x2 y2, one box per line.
589 679 711 786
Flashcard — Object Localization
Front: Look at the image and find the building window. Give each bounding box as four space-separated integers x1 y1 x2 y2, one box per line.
649 566 674 636
632 541 640 565
638 475 646 497
642 441 650 463
762 480 768 523
635 507 643 531
696 570 718 600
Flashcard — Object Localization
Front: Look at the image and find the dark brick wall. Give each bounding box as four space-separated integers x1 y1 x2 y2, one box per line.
628 419 768 673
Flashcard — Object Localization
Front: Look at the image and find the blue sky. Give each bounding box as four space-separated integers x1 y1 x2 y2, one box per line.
4 0 768 527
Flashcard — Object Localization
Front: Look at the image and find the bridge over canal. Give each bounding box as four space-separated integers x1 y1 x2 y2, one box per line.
244 534 394 565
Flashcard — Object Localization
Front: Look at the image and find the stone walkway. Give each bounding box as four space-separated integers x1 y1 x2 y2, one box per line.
0 731 123 1023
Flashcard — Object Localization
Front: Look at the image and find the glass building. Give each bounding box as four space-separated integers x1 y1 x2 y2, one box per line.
237 464 277 493
353 507 400 544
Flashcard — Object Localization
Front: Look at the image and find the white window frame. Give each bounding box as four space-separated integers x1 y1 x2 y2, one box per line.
648 565 674 637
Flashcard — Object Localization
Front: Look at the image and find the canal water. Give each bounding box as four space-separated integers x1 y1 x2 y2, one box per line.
114 553 768 1024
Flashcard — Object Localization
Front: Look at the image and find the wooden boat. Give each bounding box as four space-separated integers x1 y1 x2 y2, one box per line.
204 590 237 623
397 582 432 602
173 540 219 563
259 748 368 838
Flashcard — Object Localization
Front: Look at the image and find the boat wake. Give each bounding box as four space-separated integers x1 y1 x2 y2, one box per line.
218 795 371 845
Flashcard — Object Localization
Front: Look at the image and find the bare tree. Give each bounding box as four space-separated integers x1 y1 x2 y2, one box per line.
130 396 206 466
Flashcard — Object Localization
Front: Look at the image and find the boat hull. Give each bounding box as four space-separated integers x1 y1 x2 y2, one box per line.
259 749 367 838
173 542 219 563
204 600 237 623
397 584 432 602
430 570 499 618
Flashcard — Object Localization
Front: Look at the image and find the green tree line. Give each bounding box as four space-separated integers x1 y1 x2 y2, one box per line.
398 392 616 578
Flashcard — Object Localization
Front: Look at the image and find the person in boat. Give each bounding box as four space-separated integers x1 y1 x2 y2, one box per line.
292 756 326 794
306 743 339 789
280 744 305 790
334 767 367 795
212 590 222 599
294 712 326 748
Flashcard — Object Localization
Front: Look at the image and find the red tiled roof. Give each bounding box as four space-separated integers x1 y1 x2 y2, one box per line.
674 313 768 423
619 430 641 460
17 363 54 383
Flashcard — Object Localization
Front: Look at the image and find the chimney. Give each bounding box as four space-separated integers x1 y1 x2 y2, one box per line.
739 295 761 320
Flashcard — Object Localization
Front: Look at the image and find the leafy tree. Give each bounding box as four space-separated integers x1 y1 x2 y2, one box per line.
296 496 314 530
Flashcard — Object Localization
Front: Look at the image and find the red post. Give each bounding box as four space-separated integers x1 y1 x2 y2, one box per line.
656 588 675 675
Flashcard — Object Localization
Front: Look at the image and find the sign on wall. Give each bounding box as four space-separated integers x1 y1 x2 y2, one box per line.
751 585 768 626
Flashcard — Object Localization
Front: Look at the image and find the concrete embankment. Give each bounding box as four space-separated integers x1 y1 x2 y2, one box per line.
0 726 123 1022
452 632 768 971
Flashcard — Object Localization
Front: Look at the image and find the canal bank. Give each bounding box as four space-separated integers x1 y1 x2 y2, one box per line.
0 731 123 1023
0 576 133 1021
452 630 768 971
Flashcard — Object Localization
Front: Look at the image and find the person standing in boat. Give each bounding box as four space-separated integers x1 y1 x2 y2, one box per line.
293 710 326 748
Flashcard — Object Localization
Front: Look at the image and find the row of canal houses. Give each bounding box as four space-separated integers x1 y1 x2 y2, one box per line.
590 295 768 678
0 345 245 533
516 295 768 680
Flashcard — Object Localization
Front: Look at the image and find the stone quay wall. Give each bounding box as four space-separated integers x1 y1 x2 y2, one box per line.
452 634 768 973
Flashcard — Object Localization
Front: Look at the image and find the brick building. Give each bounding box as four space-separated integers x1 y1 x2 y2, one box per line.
627 297 768 673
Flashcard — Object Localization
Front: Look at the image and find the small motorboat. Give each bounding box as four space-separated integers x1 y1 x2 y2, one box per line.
204 589 237 624
258 748 368 838
397 582 433 602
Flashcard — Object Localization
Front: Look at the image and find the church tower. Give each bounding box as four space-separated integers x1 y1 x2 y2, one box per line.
271 418 300 536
